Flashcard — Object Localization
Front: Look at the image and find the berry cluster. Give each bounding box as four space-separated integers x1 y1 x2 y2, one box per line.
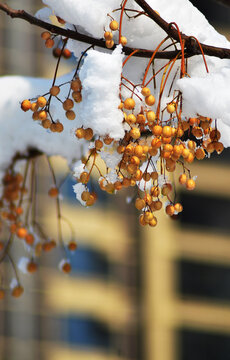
21 77 82 132
0 154 77 299
75 85 223 227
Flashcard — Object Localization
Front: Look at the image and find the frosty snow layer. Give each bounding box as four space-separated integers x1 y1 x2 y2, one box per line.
77 46 125 140
42 0 119 38
177 67 230 147
0 74 84 184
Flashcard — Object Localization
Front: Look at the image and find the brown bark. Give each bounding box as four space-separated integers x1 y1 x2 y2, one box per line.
0 1 230 59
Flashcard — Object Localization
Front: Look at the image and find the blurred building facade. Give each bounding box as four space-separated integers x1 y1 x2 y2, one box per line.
0 1 230 360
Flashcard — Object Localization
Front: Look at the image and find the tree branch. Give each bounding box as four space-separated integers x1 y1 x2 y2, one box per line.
134 0 230 59
0 2 176 59
1 1 230 60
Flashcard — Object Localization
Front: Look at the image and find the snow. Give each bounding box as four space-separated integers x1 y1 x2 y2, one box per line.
0 74 86 187
42 0 119 38
18 257 30 274
34 7 52 23
177 67 230 147
73 183 87 205
77 45 125 140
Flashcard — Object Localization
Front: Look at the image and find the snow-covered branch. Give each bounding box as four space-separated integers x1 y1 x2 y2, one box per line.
1 1 230 59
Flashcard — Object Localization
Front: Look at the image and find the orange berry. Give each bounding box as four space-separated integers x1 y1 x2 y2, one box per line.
186 152 195 163
38 110 47 121
148 147 158 156
53 47 62 57
103 136 113 145
144 211 154 222
31 102 39 112
25 233 34 245
136 113 146 124
17 227 27 239
11 285 24 298
141 87 151 97
110 20 119 31
162 126 172 138
81 191 90 202
130 128 141 139
66 110 76 120
32 111 39 120
146 110 156 123
27 261 38 273
54 122 64 133
126 114 136 124
105 40 114 48
149 216 158 227
195 147 205 160
139 214 147 226
45 38 55 48
48 187 59 197
145 95 155 106
213 141 224 154
104 31 113 40
75 128 85 139
134 145 143 157
63 49 72 59
131 156 140 166
62 261 71 273
120 36 127 46
71 78 82 91
161 183 172 196
72 91 82 103
37 96 47 108
84 128 94 141
63 99 74 110
151 171 158 181
50 86 60 96
186 178 196 190
68 241 77 251
0 289 5 299
41 31 50 40
15 207 23 215
80 172 90 184
154 200 162 210
95 139 103 150
174 203 183 212
179 173 187 185
21 100 31 112
210 129 221 141
151 186 160 197
152 125 162 136
124 98 135 110
165 204 175 216
182 148 190 159
42 119 51 129
166 102 176 114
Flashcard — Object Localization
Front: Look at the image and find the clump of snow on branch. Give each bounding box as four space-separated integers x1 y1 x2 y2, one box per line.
0 74 85 185
42 0 119 38
177 67 230 147
77 45 125 140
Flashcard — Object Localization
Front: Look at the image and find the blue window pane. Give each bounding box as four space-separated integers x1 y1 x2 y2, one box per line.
61 316 110 348
68 247 109 277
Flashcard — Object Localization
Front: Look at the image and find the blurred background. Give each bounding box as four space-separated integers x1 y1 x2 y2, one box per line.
0 0 230 359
